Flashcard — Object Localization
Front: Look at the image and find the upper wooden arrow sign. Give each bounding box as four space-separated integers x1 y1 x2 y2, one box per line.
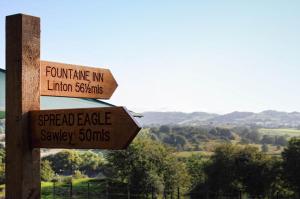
30 107 141 149
40 60 118 99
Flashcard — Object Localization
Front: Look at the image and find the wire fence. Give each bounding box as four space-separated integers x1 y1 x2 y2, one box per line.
188 190 298 199
44 181 184 199
42 181 299 199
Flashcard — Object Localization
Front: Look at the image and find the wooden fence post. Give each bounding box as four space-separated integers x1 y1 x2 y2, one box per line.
127 183 130 199
106 182 109 199
70 181 73 199
87 182 90 199
5 13 41 199
151 187 154 199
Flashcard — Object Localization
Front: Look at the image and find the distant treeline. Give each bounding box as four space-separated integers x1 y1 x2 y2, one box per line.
148 125 289 151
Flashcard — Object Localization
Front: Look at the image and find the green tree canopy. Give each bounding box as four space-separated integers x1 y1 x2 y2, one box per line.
43 150 83 175
197 144 280 198
41 160 55 182
282 138 300 194
106 135 190 195
79 151 105 176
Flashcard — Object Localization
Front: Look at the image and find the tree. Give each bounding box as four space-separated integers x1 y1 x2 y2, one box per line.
275 136 288 146
159 125 171 133
43 150 105 177
79 151 104 176
201 144 279 198
186 154 206 186
261 135 275 145
0 163 4 184
0 144 5 163
282 138 300 194
43 150 83 175
267 158 295 198
41 160 55 181
261 144 269 153
235 146 277 197
106 135 190 196
238 127 261 143
204 144 241 194
163 134 187 149
215 128 234 140
73 170 87 179
0 146 5 183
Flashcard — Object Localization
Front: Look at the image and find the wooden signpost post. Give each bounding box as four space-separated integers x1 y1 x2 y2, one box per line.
5 14 141 199
6 14 41 199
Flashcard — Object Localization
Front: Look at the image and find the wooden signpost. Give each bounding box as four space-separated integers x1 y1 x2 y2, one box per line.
6 14 41 199
5 14 141 199
30 107 141 149
40 61 118 99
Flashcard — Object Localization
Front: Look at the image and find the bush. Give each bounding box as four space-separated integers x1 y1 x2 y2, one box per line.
0 163 5 184
41 160 54 182
43 150 104 177
73 170 87 179
261 144 269 153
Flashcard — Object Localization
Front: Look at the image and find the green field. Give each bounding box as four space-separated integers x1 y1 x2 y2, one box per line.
175 150 213 158
259 128 300 137
0 178 103 198
1 178 155 198
41 178 95 199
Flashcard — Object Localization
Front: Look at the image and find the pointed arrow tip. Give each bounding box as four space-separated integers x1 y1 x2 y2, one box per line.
119 107 142 149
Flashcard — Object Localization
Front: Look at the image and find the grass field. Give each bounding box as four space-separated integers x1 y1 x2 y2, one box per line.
41 178 96 199
0 178 105 198
259 128 300 137
175 150 213 158
175 138 286 158
1 178 172 198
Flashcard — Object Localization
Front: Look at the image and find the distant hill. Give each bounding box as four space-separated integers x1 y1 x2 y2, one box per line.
138 111 218 126
138 110 300 128
208 111 254 123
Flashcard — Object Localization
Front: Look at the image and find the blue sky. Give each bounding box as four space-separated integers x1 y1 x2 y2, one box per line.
1 1 300 113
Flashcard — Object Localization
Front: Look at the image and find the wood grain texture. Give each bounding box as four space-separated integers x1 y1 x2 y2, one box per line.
5 14 41 199
40 60 118 99
30 107 141 149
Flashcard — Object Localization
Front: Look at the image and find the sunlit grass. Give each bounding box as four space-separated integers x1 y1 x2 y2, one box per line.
175 151 213 158
259 128 300 137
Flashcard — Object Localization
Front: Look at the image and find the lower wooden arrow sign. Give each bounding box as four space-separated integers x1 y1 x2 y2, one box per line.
30 107 141 149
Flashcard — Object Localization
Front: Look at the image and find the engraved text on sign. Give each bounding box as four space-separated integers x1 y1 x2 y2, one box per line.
40 61 118 99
